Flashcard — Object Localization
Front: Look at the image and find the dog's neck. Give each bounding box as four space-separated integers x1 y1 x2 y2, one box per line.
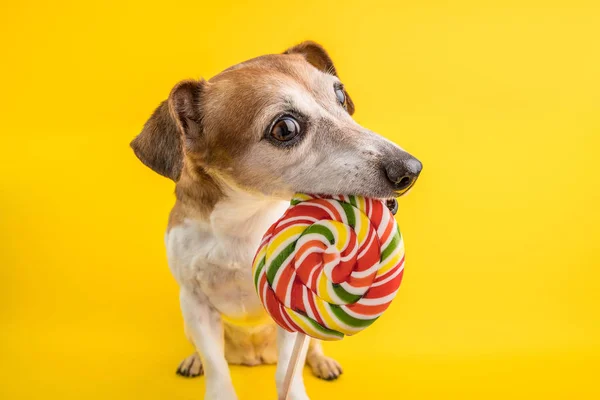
173 166 289 246
211 183 289 243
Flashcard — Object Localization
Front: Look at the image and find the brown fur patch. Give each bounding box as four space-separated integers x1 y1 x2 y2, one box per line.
168 168 224 230
284 41 355 114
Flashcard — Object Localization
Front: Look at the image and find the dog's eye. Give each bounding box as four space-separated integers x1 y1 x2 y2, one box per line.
335 87 346 107
271 117 300 142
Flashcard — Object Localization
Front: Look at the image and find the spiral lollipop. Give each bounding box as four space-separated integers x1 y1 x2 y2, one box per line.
252 193 405 341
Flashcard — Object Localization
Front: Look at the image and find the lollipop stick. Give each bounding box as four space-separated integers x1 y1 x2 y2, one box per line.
278 333 309 400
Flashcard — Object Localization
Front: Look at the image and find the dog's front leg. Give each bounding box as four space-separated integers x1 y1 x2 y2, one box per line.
180 289 237 400
276 328 310 400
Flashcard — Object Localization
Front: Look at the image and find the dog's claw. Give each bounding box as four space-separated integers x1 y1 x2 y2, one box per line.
176 353 204 378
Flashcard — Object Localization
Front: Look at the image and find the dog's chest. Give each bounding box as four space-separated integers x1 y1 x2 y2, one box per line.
166 199 288 322
194 241 266 322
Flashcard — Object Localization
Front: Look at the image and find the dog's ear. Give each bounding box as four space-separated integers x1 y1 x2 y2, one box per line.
130 80 205 181
168 80 205 145
284 41 355 115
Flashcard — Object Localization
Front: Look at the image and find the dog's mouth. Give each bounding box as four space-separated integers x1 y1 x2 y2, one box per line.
308 193 399 215
386 198 398 215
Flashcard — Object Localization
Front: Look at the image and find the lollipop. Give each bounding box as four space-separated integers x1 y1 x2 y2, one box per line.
253 193 406 397
253 193 405 341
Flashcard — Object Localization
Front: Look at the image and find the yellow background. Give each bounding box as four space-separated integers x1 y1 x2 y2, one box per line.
1 0 599 399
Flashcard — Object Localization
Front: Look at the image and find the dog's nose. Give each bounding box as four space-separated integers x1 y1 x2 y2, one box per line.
384 156 423 191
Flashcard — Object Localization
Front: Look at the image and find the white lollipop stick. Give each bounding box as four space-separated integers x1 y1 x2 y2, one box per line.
278 333 309 400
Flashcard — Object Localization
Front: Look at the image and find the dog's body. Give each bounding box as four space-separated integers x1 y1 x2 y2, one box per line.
131 42 421 399
166 184 340 388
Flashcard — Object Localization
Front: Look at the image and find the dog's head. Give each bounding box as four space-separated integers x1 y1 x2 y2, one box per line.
131 41 422 206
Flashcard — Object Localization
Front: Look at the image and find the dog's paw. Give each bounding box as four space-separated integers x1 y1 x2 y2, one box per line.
176 353 204 378
307 354 343 381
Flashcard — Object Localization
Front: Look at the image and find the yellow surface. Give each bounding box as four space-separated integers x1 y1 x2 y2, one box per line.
1 1 599 399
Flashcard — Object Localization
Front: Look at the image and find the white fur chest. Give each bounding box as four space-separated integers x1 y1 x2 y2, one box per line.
165 194 289 323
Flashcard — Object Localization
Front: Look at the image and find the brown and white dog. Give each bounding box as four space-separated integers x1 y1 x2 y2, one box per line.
131 41 421 400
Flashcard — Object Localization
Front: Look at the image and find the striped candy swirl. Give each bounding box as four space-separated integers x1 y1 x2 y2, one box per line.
252 193 405 341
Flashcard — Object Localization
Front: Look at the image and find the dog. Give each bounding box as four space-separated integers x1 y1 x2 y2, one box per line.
130 41 422 400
